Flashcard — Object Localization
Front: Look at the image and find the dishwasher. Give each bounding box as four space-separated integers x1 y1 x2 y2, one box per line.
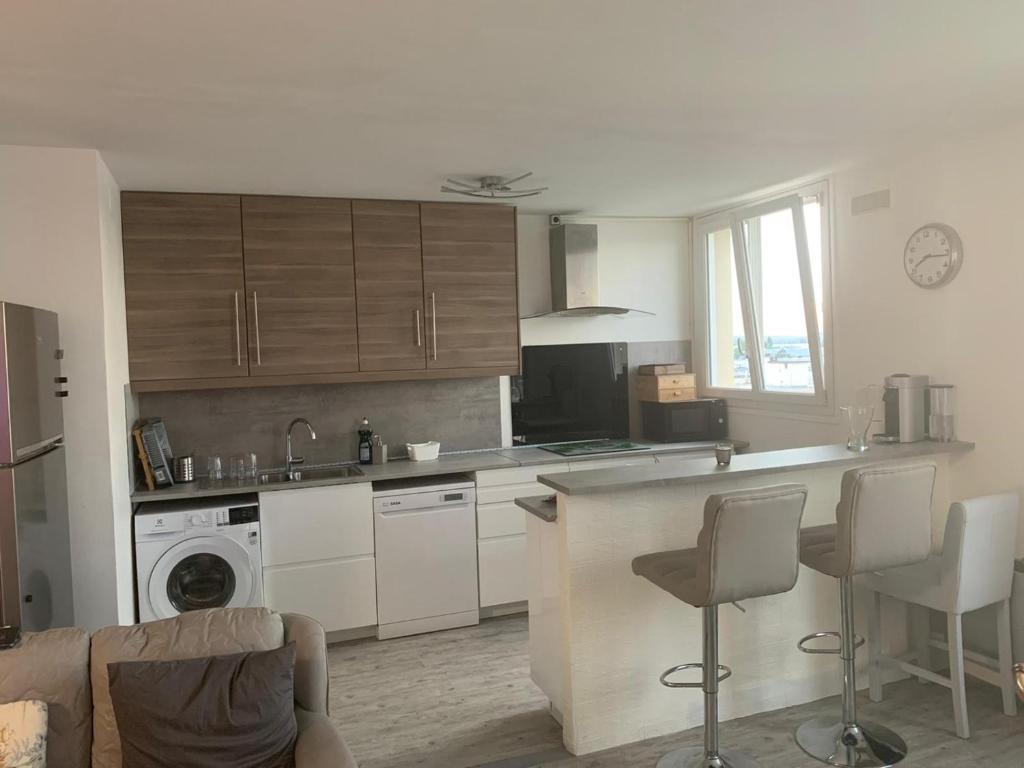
372 474 479 639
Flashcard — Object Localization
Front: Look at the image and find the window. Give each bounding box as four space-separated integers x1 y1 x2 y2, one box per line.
695 182 831 406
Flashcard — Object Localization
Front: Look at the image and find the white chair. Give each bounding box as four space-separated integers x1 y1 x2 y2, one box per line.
859 492 1020 739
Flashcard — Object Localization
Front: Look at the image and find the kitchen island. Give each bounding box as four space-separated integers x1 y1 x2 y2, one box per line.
521 440 973 756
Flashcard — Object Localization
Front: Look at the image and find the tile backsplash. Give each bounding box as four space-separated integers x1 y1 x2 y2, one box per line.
137 377 502 472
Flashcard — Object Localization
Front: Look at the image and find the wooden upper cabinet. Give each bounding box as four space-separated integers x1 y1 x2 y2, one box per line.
420 203 520 371
241 196 359 376
352 200 426 371
122 192 249 381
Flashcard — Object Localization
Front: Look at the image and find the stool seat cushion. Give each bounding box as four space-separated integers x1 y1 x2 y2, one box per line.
631 547 703 606
858 556 947 611
857 493 1019 615
799 523 845 577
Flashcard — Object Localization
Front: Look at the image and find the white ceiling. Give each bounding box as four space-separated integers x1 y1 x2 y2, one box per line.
3 1 1024 216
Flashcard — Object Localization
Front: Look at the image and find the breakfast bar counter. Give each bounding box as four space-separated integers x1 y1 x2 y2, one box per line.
523 441 973 756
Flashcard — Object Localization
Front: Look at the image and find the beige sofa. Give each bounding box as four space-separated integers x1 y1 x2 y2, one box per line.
0 608 358 768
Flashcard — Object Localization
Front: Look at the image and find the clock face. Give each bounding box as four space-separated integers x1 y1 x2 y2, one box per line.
904 224 962 289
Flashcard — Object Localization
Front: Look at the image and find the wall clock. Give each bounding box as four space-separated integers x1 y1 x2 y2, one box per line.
903 223 963 289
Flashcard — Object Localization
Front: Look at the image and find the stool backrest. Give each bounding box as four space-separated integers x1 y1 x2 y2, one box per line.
941 493 1020 614
836 463 936 575
695 484 808 605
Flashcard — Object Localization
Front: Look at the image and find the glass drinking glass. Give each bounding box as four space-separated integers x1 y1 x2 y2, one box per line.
206 455 223 482
715 442 734 466
228 455 245 482
246 452 259 481
929 385 956 442
841 405 874 452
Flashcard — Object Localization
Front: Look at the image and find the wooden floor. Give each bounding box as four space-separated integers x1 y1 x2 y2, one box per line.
328 614 1024 768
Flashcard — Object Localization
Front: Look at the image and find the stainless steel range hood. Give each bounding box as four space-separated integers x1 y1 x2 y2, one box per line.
522 223 654 319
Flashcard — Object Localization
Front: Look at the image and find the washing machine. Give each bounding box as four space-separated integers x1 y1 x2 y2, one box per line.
135 494 263 623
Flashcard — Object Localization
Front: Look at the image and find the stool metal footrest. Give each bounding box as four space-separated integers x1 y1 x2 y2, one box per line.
660 662 733 689
797 631 865 655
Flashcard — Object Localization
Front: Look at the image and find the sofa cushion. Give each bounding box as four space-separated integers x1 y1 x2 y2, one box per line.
108 644 297 768
0 627 91 768
0 699 48 767
90 608 285 768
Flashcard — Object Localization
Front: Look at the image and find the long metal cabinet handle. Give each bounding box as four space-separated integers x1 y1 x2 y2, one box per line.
253 291 262 365
233 291 241 366
430 292 438 361
415 309 422 347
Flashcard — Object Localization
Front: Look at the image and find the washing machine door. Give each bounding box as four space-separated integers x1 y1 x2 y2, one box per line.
148 536 255 620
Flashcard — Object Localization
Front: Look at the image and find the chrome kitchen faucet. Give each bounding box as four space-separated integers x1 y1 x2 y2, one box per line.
286 418 317 480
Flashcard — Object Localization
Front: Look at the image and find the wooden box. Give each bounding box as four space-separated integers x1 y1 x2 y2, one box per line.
637 363 688 375
636 372 697 402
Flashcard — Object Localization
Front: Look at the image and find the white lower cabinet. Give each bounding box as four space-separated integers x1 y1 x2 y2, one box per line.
263 557 377 631
475 463 569 609
259 483 377 632
478 536 528 608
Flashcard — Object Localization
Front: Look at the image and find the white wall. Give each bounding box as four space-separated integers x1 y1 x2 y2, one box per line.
0 145 132 630
730 121 1024 559
517 214 691 346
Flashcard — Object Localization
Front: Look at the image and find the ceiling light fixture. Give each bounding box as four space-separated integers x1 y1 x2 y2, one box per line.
440 172 548 199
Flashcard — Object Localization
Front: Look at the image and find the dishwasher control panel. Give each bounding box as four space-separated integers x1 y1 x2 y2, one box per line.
372 485 476 513
371 473 477 513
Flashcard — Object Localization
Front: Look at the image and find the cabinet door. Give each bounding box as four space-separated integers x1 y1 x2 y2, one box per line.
420 203 520 371
258 484 374 566
479 535 528 608
241 196 358 376
122 192 248 381
352 200 426 371
263 557 377 632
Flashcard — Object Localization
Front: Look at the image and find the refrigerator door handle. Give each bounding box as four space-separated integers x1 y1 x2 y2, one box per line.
4 438 63 468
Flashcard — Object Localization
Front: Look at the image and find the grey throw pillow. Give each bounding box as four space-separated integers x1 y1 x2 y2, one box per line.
108 643 297 768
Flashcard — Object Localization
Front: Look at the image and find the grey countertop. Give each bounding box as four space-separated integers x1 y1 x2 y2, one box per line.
130 439 740 504
492 439 747 467
515 494 557 522
536 440 975 496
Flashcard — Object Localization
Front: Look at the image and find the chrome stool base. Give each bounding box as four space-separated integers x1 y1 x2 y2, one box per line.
656 746 762 768
795 718 908 767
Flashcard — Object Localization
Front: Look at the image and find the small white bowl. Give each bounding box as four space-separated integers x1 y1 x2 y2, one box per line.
406 441 441 461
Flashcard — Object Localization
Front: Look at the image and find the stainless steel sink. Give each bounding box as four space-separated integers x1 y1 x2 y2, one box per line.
258 465 363 484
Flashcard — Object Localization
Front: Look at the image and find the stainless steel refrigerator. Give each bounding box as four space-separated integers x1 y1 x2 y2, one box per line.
0 302 74 631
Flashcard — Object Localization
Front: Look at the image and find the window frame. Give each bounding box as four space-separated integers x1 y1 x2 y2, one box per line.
693 180 834 412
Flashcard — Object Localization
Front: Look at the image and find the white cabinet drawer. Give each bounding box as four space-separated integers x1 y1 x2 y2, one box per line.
259 484 373 566
263 556 377 632
475 463 570 488
479 535 527 608
478 500 528 539
477 481 553 506
566 455 656 472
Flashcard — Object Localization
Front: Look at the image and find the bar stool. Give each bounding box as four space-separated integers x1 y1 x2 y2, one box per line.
632 484 809 768
795 463 937 768
859 493 1020 739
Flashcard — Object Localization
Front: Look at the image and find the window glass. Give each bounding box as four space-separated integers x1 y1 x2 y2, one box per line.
742 206 814 393
803 196 825 369
705 227 751 389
